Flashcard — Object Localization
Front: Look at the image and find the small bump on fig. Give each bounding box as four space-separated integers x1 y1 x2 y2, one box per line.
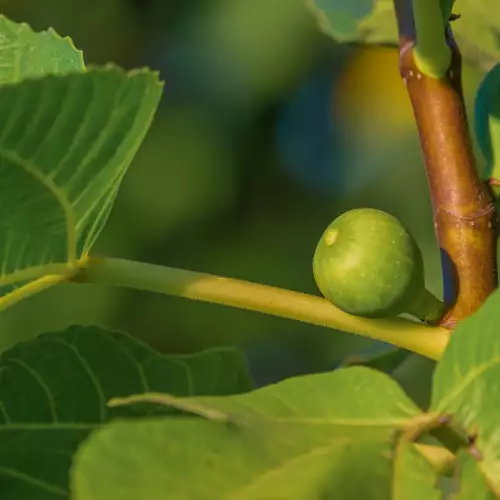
324 229 338 246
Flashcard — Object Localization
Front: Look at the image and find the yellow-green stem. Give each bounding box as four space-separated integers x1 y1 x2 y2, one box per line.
0 273 74 311
413 0 452 78
78 257 450 360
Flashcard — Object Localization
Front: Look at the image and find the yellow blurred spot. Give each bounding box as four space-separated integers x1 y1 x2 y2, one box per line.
334 46 414 127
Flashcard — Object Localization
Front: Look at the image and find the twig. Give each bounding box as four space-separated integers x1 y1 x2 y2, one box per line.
75 256 450 360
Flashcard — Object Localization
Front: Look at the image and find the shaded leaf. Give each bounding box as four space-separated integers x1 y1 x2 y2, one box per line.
441 0 456 21
71 367 433 499
0 66 162 305
306 0 375 40
431 290 500 495
0 15 84 84
474 63 500 196
0 325 252 499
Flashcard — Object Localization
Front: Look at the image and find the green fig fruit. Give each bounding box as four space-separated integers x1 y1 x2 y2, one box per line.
313 208 443 321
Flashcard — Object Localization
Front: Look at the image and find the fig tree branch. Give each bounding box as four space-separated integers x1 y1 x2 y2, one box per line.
75 256 450 360
393 0 498 328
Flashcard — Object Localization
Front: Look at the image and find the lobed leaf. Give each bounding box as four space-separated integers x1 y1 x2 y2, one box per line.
431 289 500 495
0 66 163 305
0 325 252 499
71 367 441 499
0 17 163 308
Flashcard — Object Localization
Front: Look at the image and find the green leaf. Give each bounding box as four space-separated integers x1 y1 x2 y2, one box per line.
474 63 500 196
109 365 422 424
450 0 500 71
0 15 85 84
393 441 441 499
308 0 497 72
0 66 163 307
71 367 434 499
306 0 375 40
431 289 500 494
454 451 496 499
0 325 252 499
73 420 393 500
440 0 456 21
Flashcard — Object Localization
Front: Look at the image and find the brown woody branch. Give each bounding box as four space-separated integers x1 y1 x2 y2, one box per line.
393 0 498 328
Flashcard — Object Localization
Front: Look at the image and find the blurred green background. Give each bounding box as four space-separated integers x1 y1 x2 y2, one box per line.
0 0 488 405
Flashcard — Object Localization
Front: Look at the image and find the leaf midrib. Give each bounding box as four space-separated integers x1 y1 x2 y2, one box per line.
433 353 500 414
0 147 76 266
0 262 78 286
226 437 352 500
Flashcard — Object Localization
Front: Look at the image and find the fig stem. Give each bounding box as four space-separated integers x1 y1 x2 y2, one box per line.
75 256 450 361
412 0 451 78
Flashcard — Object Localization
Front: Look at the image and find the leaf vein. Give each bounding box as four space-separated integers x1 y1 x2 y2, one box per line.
48 338 107 421
0 465 67 496
0 148 76 264
8 357 59 422
435 353 500 413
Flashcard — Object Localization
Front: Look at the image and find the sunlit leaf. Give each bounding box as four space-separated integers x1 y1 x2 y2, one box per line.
0 15 84 84
392 440 441 500
431 290 500 492
0 16 162 308
454 451 497 499
0 66 162 306
71 367 435 499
